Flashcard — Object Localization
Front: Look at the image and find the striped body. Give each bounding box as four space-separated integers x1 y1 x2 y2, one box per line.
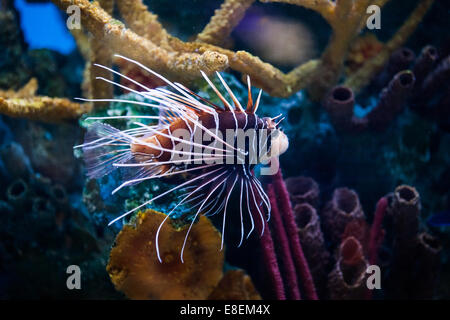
132 111 269 164
76 54 288 262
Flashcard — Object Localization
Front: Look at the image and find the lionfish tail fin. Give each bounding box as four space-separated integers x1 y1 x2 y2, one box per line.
79 122 133 179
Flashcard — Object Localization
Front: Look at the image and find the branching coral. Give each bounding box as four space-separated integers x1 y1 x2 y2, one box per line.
106 209 224 300
0 0 433 121
51 0 434 99
0 79 92 122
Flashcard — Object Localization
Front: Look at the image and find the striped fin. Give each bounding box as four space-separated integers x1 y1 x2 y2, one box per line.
82 122 133 179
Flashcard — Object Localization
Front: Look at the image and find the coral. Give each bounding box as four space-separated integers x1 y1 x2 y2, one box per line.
51 0 434 99
284 176 320 208
0 156 118 298
322 187 365 243
323 70 415 133
341 219 370 254
344 0 435 94
386 184 421 298
266 183 301 299
0 7 30 90
252 201 286 300
373 48 416 89
208 269 262 300
0 141 33 180
345 33 383 73
368 197 388 265
412 45 439 91
53 0 228 83
391 185 421 242
82 0 114 108
6 179 29 208
197 0 255 47
327 236 369 300
106 209 224 300
293 203 329 297
420 56 450 102
268 168 318 300
323 85 364 132
0 79 91 123
413 232 442 299
246 168 318 300
0 78 38 99
367 70 416 130
13 121 83 184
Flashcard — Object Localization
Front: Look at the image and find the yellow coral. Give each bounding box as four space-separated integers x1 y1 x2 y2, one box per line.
52 0 434 99
106 209 224 300
0 79 91 122
0 78 38 99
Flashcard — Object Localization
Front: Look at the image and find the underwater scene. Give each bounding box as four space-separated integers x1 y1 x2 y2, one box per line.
0 0 449 302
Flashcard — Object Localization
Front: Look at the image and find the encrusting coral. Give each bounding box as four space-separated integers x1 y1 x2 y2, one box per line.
208 269 262 300
106 209 224 300
50 0 434 99
0 78 91 123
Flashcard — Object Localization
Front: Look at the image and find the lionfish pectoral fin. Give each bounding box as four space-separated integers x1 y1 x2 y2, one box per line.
80 122 133 180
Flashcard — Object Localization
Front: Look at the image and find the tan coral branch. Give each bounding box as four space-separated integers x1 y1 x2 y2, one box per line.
0 78 91 122
52 0 229 83
197 0 255 46
0 78 38 99
0 96 92 123
69 28 90 61
85 0 115 108
51 0 433 100
260 0 335 24
116 0 170 48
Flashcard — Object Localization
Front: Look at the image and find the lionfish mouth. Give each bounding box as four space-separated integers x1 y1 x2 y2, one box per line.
74 54 289 263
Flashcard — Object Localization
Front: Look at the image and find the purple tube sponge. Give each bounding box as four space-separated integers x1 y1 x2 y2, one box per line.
413 45 439 89
285 176 320 208
323 86 355 131
421 55 450 100
322 187 365 243
386 184 421 298
413 232 442 299
294 203 329 297
376 47 416 88
367 70 415 130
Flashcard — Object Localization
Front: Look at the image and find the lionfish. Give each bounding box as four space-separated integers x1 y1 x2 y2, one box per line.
76 55 289 262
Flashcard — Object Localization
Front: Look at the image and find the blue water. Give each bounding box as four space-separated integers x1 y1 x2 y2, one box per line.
14 0 75 54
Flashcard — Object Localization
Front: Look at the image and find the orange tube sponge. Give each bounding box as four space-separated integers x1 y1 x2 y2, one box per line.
328 236 369 300
208 269 261 300
107 209 224 300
